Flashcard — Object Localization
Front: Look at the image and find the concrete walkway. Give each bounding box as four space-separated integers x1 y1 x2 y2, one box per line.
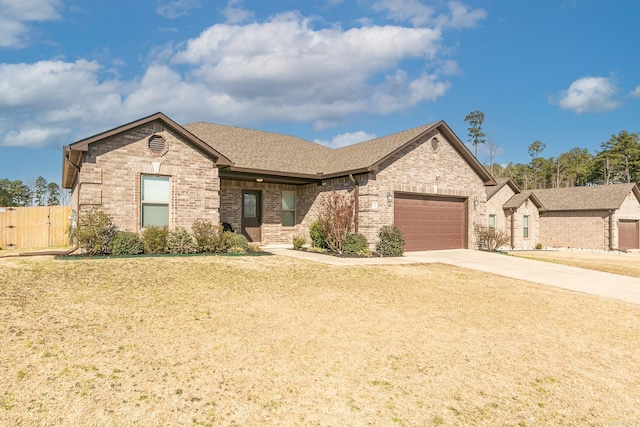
266 247 640 305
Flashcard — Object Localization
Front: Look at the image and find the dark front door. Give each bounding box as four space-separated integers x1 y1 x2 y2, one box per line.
242 190 262 242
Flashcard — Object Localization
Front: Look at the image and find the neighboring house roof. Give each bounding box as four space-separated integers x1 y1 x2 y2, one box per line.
503 190 544 211
530 183 640 211
485 178 520 200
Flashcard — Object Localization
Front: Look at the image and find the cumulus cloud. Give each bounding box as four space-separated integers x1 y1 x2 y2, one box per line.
0 60 123 147
371 0 486 28
315 131 377 148
0 0 62 48
631 86 640 98
1 2 484 147
222 0 254 24
156 0 203 19
553 76 620 114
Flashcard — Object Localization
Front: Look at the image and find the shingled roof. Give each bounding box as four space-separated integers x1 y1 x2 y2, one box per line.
485 178 520 200
186 119 495 183
531 184 640 211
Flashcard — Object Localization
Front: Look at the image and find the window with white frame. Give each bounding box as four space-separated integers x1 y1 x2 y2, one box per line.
141 175 170 228
488 214 496 229
523 215 529 239
282 191 296 227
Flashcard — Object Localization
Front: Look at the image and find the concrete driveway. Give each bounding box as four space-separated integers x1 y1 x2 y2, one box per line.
267 247 640 305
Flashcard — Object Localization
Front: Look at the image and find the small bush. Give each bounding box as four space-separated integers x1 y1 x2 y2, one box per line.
226 232 249 254
317 191 355 253
474 224 510 251
309 220 327 249
343 233 370 256
535 243 543 250
142 226 169 254
292 235 306 250
72 208 117 255
192 220 230 253
376 225 405 256
247 244 262 253
109 231 143 255
167 227 198 254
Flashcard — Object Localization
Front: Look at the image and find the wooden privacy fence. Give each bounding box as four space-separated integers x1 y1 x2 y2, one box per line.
0 206 71 250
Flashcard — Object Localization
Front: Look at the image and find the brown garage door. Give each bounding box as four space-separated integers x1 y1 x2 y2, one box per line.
394 194 466 251
619 220 639 250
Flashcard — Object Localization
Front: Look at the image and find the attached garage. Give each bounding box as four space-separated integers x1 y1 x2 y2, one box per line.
618 220 639 250
394 193 467 251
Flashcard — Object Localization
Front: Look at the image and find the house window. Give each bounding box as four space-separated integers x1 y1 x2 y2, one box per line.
282 191 296 227
488 214 496 229
141 175 170 228
523 215 529 239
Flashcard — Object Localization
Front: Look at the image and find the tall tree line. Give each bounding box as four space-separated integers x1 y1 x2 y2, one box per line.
465 111 640 189
0 177 64 207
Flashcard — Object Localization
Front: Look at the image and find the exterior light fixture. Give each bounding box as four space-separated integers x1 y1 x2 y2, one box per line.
387 192 393 206
256 178 263 183
473 196 479 210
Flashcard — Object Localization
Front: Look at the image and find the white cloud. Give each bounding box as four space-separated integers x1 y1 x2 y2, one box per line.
1 5 483 147
554 76 620 114
156 0 203 19
315 131 377 148
0 0 62 48
222 0 254 24
631 86 640 98
371 0 486 28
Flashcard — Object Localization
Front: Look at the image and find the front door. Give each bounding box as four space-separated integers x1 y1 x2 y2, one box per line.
242 190 262 242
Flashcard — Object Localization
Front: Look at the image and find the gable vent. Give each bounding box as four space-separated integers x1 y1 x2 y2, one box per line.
148 135 167 155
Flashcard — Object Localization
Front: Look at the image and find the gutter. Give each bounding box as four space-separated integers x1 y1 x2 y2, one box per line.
609 210 614 250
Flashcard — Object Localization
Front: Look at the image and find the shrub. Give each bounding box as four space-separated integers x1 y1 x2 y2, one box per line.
309 220 327 249
192 220 230 253
247 244 262 253
142 226 169 254
376 225 405 257
226 232 249 254
474 224 509 252
292 235 306 250
72 208 117 255
535 243 543 250
167 227 198 254
109 231 143 255
343 233 370 256
317 191 355 254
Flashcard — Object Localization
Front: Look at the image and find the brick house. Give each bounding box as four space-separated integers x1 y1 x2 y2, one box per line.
62 112 496 250
485 178 640 251
485 178 543 250
533 184 640 251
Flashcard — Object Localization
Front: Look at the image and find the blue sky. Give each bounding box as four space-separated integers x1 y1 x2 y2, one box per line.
1 0 640 186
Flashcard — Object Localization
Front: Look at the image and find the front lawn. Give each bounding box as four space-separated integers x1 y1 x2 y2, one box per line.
1 256 639 426
511 250 640 278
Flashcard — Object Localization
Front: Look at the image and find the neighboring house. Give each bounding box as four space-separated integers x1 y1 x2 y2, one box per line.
534 184 640 251
62 112 496 251
485 179 640 251
485 178 543 250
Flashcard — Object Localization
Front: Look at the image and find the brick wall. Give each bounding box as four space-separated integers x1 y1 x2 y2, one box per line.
486 185 515 234
357 131 488 248
508 201 540 250
539 211 609 250
74 122 220 233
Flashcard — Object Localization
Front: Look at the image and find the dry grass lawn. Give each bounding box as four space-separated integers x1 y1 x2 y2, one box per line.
1 255 639 426
511 250 640 278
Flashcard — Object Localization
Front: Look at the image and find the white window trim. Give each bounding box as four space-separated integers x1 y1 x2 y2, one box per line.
141 175 171 229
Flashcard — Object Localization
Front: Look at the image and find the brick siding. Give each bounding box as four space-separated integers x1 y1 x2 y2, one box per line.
74 123 220 233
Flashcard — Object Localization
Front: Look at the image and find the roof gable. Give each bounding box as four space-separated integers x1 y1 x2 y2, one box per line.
486 178 520 200
503 191 544 210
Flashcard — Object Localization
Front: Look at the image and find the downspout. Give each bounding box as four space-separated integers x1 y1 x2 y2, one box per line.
608 210 614 251
510 208 515 249
348 174 359 233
